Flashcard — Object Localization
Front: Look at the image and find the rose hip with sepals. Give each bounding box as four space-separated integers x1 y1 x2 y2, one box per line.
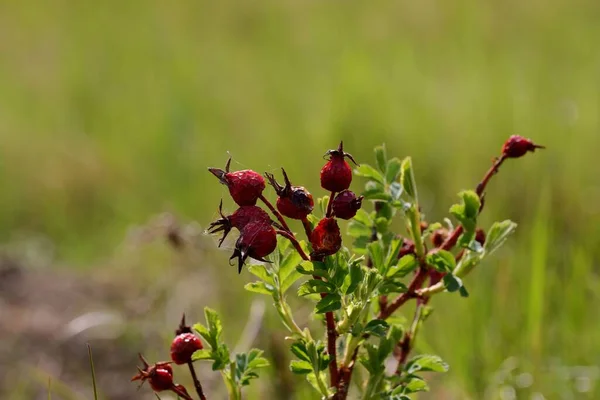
230 220 277 273
310 217 342 258
170 314 204 365
320 141 359 192
502 135 545 159
265 168 314 220
207 200 272 247
131 354 175 392
209 157 266 206
332 190 363 220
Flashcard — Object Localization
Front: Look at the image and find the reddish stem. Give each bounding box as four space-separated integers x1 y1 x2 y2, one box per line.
259 194 293 234
187 362 207 400
326 191 336 218
301 217 313 242
377 266 428 320
325 307 339 386
276 230 310 261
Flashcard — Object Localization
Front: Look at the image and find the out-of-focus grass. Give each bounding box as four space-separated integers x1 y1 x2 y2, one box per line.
0 0 599 398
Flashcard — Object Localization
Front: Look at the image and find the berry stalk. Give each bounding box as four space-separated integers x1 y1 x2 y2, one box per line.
187 361 207 400
259 194 293 234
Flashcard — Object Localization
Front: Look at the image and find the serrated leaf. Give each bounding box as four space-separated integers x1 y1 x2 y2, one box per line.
281 270 303 293
378 280 408 294
375 144 387 173
315 293 342 314
426 250 456 273
363 319 389 337
348 220 373 238
290 360 313 374
387 254 418 278
405 354 449 374
244 281 274 295
290 341 310 362
279 250 303 284
385 157 402 183
484 220 518 255
355 164 384 184
246 264 273 285
450 190 481 227
191 349 213 361
400 157 417 200
298 279 336 296
368 241 385 272
353 209 373 226
403 375 430 393
363 187 393 201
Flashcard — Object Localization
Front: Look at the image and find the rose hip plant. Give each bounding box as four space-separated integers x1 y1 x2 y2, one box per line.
132 136 544 399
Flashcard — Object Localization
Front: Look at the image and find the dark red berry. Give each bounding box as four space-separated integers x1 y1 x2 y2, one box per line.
208 201 272 247
209 157 266 206
310 217 342 258
131 354 174 393
320 141 358 192
171 332 203 365
332 190 363 220
230 221 277 273
501 135 545 159
265 168 314 220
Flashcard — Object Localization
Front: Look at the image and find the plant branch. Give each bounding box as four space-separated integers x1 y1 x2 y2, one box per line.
437 155 506 252
301 217 313 242
259 194 292 234
275 230 310 261
326 191 336 218
377 266 428 320
187 362 207 400
395 301 424 375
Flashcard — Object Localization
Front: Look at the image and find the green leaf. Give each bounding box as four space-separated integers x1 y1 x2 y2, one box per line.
450 190 480 225
355 164 384 184
348 220 373 238
405 354 449 374
459 285 469 297
298 279 336 296
374 144 387 173
363 319 389 337
346 262 364 294
400 157 417 200
426 250 456 273
315 293 342 313
390 182 403 200
484 220 518 255
387 255 418 278
290 341 310 362
363 187 392 201
279 250 303 284
244 281 274 295
353 209 373 226
290 360 313 374
443 274 463 292
402 375 430 394
378 280 408 294
191 349 213 361
368 241 385 272
385 157 402 183
246 264 273 285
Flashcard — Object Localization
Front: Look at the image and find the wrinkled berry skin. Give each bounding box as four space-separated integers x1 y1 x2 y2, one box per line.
320 141 358 192
170 332 203 365
332 190 363 220
148 368 175 392
266 169 314 220
310 217 342 258
231 221 277 273
208 202 272 247
502 135 545 159
209 158 265 206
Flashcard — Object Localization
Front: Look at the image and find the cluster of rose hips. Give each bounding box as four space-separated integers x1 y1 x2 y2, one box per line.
207 141 364 271
131 315 204 400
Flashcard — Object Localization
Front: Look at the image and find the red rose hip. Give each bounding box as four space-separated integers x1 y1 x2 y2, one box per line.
207 201 272 247
131 354 174 393
265 168 314 220
170 332 203 365
209 157 266 206
310 217 342 258
320 141 358 192
332 190 363 220
501 135 545 159
230 221 277 273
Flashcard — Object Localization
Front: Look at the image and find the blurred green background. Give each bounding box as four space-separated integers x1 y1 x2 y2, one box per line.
1 0 599 399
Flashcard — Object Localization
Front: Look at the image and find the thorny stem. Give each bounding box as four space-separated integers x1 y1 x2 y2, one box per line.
187 362 207 400
259 194 293 234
